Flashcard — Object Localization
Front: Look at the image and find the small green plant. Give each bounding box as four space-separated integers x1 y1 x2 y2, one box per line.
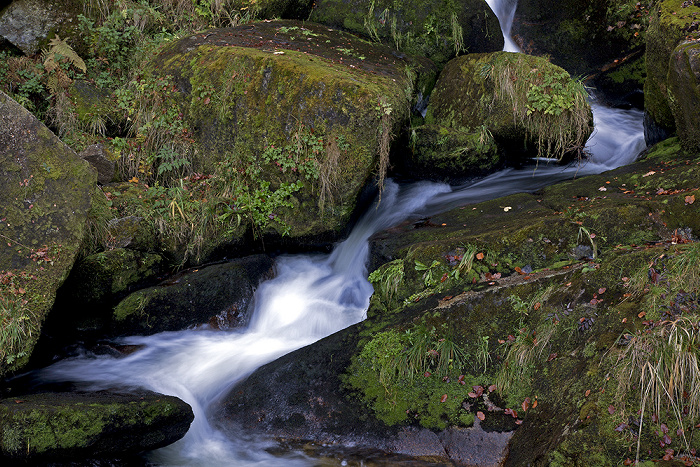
0 271 37 367
476 335 491 373
368 259 405 306
415 259 441 287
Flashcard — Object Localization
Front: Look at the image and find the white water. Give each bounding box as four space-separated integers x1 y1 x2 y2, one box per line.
37 1 646 465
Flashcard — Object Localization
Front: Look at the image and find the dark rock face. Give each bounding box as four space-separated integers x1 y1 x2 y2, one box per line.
110 254 274 336
0 390 193 461
79 143 116 185
0 91 96 377
309 0 503 67
644 0 700 149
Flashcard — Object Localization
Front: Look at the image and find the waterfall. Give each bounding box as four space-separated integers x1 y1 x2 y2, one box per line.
34 0 645 465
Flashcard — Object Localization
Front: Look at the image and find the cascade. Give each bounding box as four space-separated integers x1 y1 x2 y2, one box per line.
35 1 645 465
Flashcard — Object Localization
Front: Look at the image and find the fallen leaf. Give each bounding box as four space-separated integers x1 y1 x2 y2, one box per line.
638 311 646 318
515 419 523 425
547 353 557 362
532 399 538 409
584 389 591 397
685 194 695 205
503 206 512 212
643 171 656 177
598 287 606 294
608 405 616 415
476 252 484 260
615 423 628 432
476 411 485 421
622 318 628 323
424 371 431 377
488 384 497 393
468 392 478 398
598 186 607 191
522 397 531 412
473 385 484 397
440 394 448 403
534 302 541 311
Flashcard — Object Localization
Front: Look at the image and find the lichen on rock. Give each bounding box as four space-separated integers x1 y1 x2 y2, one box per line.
0 91 96 377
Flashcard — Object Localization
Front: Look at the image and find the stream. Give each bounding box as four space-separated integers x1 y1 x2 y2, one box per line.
35 1 646 465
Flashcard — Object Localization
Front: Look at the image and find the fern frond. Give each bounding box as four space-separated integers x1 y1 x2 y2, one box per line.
47 35 87 73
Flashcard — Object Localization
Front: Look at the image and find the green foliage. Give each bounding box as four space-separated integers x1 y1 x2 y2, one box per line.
0 271 37 366
414 259 441 287
345 325 474 429
368 259 405 307
526 70 582 117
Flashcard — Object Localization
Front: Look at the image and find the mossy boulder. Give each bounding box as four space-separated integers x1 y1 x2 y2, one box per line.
215 137 700 464
406 52 592 180
667 40 700 151
111 254 274 336
0 0 85 55
0 390 193 460
644 0 700 148
403 124 500 181
0 91 96 377
147 20 430 243
308 0 503 68
35 248 166 351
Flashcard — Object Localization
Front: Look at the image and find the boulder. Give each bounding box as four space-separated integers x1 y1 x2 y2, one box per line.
110 254 274 336
309 0 503 67
644 0 700 148
0 0 84 55
145 20 432 242
404 52 592 180
215 137 700 465
0 91 96 377
668 40 700 151
79 143 116 184
0 390 193 460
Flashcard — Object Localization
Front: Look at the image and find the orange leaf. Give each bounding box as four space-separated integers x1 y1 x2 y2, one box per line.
584 389 591 397
476 252 484 260
532 399 538 409
476 411 485 421
686 194 695 205
534 302 541 311
638 311 646 318
440 394 448 403
522 397 531 412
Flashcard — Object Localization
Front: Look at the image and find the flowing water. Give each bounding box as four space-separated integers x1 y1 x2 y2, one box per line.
36 1 646 465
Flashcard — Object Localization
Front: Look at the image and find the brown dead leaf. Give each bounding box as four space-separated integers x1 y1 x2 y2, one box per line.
686 194 695 205
476 411 485 421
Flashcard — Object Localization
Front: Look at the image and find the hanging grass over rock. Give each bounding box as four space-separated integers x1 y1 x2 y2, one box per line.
428 52 593 162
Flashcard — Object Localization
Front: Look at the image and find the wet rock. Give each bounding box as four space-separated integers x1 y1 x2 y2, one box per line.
110 254 274 335
309 0 503 67
0 91 96 377
0 390 193 461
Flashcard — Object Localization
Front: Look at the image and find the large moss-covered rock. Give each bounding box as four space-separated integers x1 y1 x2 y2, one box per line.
309 0 503 67
148 20 428 242
111 254 274 336
644 0 700 147
0 0 84 55
0 390 193 460
667 40 700 150
215 137 700 465
406 52 592 179
0 91 96 377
